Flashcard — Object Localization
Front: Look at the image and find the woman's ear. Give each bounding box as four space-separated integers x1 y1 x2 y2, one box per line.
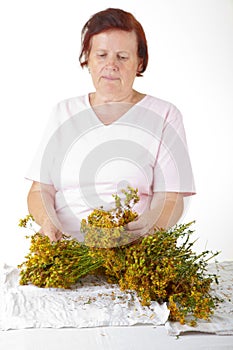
137 59 143 74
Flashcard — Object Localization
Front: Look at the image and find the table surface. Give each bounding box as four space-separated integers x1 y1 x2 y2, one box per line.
1 326 233 350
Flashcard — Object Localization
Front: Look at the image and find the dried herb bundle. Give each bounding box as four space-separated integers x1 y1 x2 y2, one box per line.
18 216 103 288
81 186 139 248
18 188 220 325
90 223 219 325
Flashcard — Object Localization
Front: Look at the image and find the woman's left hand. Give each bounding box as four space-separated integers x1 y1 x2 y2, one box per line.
125 211 155 239
125 192 184 240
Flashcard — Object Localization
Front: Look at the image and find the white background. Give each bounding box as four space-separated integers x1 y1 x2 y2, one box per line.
0 0 232 265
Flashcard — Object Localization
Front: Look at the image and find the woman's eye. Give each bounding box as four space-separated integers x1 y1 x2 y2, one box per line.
97 53 106 58
119 56 128 60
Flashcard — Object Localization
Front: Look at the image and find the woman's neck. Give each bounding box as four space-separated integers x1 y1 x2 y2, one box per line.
89 90 145 106
88 90 146 125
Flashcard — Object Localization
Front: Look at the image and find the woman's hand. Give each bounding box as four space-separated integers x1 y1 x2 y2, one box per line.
27 181 63 242
39 218 63 242
126 211 155 239
126 192 184 240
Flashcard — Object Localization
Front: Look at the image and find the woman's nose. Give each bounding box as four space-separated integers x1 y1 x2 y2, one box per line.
105 56 119 71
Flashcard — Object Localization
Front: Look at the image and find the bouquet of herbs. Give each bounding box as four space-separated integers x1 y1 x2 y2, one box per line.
18 216 103 288
18 187 220 325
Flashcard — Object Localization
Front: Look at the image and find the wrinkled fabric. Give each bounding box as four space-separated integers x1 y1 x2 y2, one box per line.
0 264 169 331
0 262 232 335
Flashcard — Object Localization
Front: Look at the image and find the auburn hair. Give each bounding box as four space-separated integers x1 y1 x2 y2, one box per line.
79 8 148 77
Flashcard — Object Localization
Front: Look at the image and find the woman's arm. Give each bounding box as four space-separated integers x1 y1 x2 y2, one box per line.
126 192 184 237
27 181 63 242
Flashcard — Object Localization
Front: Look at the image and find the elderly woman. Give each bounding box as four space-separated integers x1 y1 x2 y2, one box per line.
26 8 195 242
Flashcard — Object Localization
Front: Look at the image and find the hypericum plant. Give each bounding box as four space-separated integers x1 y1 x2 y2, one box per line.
18 216 103 288
81 186 140 248
18 187 220 325
97 222 220 325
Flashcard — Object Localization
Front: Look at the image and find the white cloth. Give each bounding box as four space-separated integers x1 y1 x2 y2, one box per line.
0 264 169 331
25 95 195 237
0 261 233 335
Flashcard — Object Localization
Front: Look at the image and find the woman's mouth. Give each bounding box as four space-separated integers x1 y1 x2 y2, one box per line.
102 76 119 81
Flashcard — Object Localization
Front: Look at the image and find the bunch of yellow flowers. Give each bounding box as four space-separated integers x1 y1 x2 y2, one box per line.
18 216 103 288
81 186 139 248
18 187 220 325
92 223 219 325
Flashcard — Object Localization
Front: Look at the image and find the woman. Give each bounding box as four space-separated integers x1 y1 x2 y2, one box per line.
26 8 195 243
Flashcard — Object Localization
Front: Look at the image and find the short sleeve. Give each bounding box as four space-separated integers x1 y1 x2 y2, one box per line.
25 104 62 185
25 95 89 186
153 105 196 196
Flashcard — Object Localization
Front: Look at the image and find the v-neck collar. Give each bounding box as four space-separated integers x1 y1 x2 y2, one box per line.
85 93 148 127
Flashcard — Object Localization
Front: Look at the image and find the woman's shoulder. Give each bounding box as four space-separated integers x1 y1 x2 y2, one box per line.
55 94 89 116
142 95 181 117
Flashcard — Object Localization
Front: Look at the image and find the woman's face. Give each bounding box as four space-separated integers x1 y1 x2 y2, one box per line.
87 29 142 100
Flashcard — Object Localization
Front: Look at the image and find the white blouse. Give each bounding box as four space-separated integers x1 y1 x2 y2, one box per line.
26 94 195 239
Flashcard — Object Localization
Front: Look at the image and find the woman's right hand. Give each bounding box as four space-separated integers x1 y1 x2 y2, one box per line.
27 181 63 242
39 218 63 242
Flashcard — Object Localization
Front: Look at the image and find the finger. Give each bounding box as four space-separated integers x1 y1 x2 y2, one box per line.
126 220 144 231
39 228 45 236
55 231 63 241
127 221 149 233
45 231 59 243
49 235 58 243
39 228 60 242
122 231 142 244
124 228 147 239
